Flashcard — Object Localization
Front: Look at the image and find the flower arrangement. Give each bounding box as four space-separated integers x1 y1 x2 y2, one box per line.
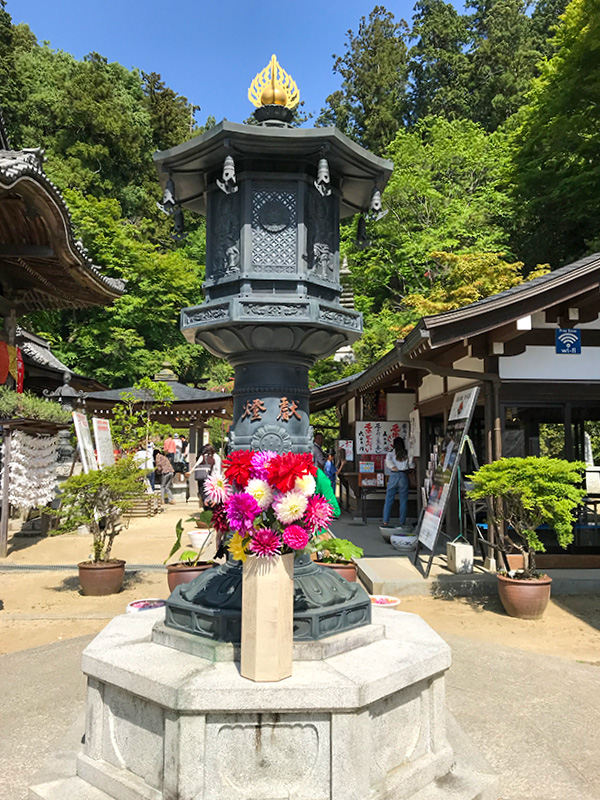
203 450 334 561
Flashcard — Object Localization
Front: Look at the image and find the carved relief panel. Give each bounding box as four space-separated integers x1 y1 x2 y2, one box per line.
306 184 338 283
208 191 241 281
251 181 297 273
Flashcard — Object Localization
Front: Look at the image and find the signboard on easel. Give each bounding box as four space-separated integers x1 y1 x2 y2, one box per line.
92 417 115 468
415 387 480 575
72 412 98 473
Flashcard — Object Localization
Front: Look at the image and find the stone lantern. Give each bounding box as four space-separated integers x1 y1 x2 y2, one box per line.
155 56 393 641
155 55 392 454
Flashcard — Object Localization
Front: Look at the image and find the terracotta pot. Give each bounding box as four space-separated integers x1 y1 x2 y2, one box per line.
497 573 552 619
78 560 125 596
321 561 357 583
166 562 214 592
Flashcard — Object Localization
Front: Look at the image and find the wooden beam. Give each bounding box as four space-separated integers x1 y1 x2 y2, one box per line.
0 245 54 257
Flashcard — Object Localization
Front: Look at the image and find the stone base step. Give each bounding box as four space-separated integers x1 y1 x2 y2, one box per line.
29 776 113 800
410 768 499 800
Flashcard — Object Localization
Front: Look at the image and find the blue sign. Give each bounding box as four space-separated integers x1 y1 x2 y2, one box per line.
555 328 581 354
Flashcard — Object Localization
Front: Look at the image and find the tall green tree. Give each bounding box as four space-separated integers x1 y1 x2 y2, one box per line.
318 6 410 154
408 0 471 122
511 0 600 265
467 0 544 131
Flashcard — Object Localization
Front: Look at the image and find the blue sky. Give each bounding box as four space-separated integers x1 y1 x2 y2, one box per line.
8 0 458 127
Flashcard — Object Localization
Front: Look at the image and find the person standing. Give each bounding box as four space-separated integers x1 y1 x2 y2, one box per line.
313 432 326 470
155 449 175 505
324 450 337 491
190 444 222 507
382 437 414 528
163 433 176 465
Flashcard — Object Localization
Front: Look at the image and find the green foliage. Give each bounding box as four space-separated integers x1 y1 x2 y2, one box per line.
343 117 514 365
318 6 410 154
467 0 546 131
164 516 214 566
401 251 549 323
511 0 600 266
409 0 472 122
467 457 586 576
52 457 147 562
110 376 175 452
312 537 364 563
0 387 71 423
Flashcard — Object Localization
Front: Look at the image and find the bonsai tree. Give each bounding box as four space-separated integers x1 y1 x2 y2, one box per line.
53 457 147 562
467 456 586 578
311 537 363 564
165 514 215 567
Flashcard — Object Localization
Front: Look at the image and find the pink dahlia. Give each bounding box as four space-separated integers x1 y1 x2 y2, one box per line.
226 492 261 533
282 524 309 550
250 450 277 480
304 495 334 535
203 473 230 505
249 528 282 558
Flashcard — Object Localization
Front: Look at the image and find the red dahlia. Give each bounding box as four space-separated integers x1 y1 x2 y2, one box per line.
266 452 316 494
223 450 254 488
210 504 229 533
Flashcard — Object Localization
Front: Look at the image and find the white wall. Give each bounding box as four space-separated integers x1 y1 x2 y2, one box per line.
348 397 356 424
386 392 415 420
418 373 444 402
447 355 484 391
499 345 600 380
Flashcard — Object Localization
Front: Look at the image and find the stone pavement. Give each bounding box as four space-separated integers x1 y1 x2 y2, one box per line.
1 625 599 800
333 513 600 597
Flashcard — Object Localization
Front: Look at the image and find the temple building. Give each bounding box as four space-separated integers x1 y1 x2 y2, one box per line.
314 252 600 565
0 110 124 368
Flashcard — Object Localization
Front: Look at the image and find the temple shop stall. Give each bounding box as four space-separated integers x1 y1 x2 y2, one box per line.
314 252 600 566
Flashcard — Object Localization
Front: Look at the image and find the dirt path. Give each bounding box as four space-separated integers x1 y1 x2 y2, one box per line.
1 507 599 662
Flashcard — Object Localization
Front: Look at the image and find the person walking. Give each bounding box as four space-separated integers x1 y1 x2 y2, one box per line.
155 449 175 505
382 437 414 528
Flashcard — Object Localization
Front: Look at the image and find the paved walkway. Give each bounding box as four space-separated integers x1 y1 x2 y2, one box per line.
332 513 600 597
2 625 599 800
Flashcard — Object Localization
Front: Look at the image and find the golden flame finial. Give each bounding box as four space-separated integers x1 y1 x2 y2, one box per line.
248 54 300 110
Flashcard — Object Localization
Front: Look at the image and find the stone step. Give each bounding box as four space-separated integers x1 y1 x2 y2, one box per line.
409 768 500 800
29 776 113 800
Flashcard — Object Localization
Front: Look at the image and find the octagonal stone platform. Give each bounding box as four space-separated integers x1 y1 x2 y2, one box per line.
30 608 499 800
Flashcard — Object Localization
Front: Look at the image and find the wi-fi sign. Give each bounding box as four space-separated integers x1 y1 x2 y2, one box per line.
555 328 581 354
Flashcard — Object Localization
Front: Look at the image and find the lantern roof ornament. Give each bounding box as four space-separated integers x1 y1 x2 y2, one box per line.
248 54 300 110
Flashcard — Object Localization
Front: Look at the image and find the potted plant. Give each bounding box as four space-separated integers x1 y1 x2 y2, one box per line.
164 512 215 591
54 457 147 595
311 536 363 582
467 456 585 619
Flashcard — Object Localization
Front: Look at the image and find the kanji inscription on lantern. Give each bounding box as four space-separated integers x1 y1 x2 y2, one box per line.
241 399 266 422
277 397 301 422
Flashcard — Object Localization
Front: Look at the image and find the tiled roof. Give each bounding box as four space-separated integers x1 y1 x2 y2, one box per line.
85 382 231 403
0 145 125 297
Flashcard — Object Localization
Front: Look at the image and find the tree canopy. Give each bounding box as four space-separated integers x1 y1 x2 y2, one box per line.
0 0 596 394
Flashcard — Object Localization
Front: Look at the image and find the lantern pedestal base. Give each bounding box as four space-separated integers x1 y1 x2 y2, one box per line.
30 608 499 800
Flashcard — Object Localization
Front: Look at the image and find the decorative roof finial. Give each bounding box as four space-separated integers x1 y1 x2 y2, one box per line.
248 55 299 125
